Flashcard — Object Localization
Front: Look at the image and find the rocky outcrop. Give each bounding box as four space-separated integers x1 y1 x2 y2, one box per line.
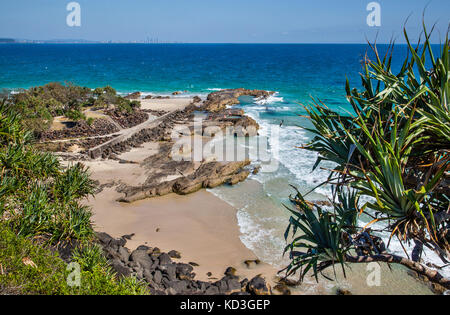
83 101 258 201
152 95 171 99
205 108 260 137
51 89 267 201
105 109 149 129
247 276 272 295
97 232 272 295
88 109 192 159
119 160 252 203
124 92 141 100
202 88 274 112
36 135 118 154
142 109 168 117
40 118 120 141
233 115 259 137
174 160 251 193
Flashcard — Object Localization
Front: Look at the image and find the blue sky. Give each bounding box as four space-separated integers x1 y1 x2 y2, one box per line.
0 0 448 43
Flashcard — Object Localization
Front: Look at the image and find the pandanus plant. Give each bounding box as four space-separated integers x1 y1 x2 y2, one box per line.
284 22 450 290
0 96 96 242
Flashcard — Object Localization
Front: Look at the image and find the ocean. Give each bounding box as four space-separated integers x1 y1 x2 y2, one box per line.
0 43 445 293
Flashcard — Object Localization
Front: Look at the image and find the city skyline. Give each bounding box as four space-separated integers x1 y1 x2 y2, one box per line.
0 0 449 44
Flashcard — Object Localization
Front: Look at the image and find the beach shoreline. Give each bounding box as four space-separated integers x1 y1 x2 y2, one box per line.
89 187 279 284
69 93 283 291
63 93 434 295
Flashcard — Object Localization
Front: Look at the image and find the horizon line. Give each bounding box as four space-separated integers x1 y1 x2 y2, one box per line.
0 41 428 45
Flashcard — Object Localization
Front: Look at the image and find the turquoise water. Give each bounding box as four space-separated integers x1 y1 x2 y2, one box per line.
0 43 402 107
0 43 443 293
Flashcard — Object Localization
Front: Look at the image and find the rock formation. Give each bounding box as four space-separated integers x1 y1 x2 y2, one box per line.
97 232 273 295
202 88 274 112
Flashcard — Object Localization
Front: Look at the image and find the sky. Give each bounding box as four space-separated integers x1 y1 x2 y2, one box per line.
0 0 448 43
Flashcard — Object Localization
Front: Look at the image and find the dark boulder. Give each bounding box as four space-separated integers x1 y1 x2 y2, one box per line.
215 279 229 294
336 288 353 295
240 278 249 289
226 278 242 294
168 280 189 294
158 264 177 281
224 267 237 277
117 246 130 262
136 245 151 251
111 259 132 278
153 270 163 284
158 253 172 265
274 284 291 295
124 92 141 99
247 276 271 295
168 250 181 259
96 232 114 245
176 263 193 275
205 286 220 295
130 249 153 270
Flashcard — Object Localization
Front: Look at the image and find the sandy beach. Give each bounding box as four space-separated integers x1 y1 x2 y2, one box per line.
140 98 194 112
75 95 434 295
3 2 448 298
77 96 279 287
90 188 278 283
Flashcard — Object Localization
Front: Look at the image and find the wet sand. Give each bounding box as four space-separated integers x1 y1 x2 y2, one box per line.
89 187 278 283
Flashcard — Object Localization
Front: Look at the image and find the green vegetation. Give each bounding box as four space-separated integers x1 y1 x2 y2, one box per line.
0 224 148 295
0 93 147 295
284 24 449 290
93 85 140 113
9 82 141 137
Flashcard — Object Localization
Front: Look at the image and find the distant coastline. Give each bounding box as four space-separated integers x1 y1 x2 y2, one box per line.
0 38 433 45
0 38 183 44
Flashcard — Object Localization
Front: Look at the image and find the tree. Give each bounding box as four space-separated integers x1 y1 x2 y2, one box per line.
283 23 450 291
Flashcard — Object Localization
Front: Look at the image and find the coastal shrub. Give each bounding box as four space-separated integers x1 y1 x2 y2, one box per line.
0 96 95 242
2 161 95 242
0 96 148 295
103 85 117 96
53 162 96 203
0 223 148 295
130 100 141 109
70 242 148 295
284 24 449 290
0 222 71 295
64 109 86 121
8 82 141 135
72 243 109 273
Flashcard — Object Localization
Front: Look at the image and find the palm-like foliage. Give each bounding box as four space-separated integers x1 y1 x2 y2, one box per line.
285 24 450 289
0 95 96 242
0 88 149 295
284 191 352 282
300 103 355 172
